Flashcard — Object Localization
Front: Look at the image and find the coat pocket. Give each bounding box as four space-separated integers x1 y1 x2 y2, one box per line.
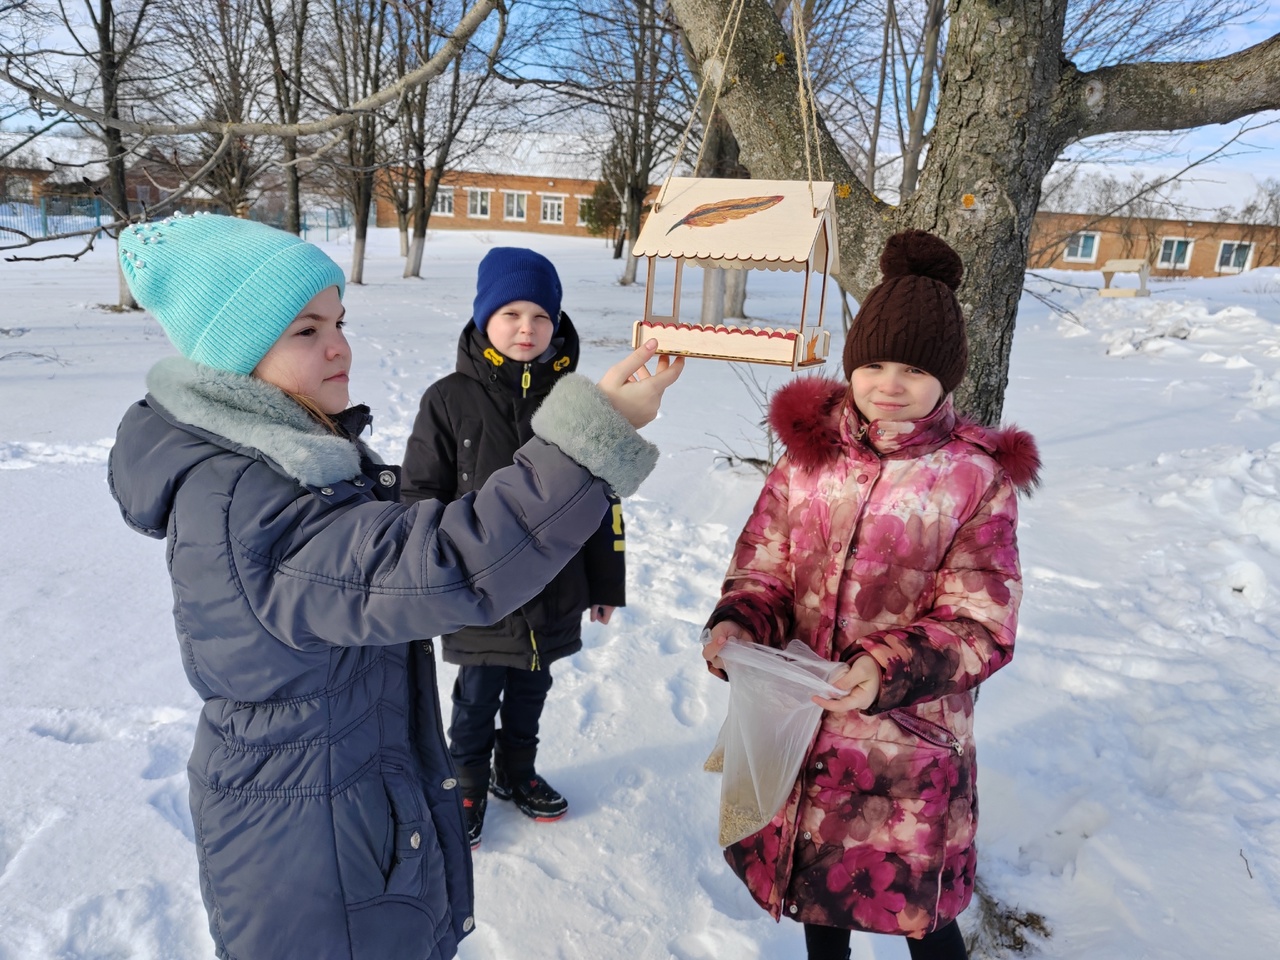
334 764 433 905
806 723 967 865
381 764 431 900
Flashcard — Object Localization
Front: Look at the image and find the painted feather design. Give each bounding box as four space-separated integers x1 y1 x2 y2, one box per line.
665 195 784 234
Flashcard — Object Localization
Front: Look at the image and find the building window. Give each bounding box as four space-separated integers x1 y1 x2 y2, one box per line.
576 196 592 227
432 187 454 216
136 184 152 204
468 189 490 218
1063 231 1099 263
504 192 527 221
1158 237 1193 270
1217 240 1251 273
541 195 565 224
3 176 33 200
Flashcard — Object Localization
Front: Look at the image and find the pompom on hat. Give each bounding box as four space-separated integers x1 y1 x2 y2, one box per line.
842 229 968 393
472 246 563 333
119 213 347 375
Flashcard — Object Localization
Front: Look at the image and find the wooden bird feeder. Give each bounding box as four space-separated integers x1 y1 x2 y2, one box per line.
631 177 840 369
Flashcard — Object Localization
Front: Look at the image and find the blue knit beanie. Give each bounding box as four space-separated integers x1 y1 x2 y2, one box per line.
472 247 562 333
118 213 347 375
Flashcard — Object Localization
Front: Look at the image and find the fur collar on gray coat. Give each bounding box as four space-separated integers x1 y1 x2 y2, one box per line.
145 356 368 487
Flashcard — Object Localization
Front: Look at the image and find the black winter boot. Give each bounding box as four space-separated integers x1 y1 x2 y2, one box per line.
456 764 490 849
490 744 568 821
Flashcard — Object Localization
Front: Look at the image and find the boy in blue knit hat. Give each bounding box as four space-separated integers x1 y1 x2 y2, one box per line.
402 246 627 847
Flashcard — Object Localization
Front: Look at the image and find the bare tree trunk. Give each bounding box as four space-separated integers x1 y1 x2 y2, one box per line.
258 0 311 235
97 0 138 308
897 0 944 200
725 267 747 318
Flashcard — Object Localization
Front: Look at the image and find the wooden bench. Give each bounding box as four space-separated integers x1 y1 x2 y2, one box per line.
1099 258 1151 297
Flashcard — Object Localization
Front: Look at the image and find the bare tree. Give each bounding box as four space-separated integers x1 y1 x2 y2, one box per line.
383 0 507 279
256 0 314 234
521 0 693 285
3 0 162 301
802 0 1252 202
668 0 1280 423
158 0 274 214
1 0 502 263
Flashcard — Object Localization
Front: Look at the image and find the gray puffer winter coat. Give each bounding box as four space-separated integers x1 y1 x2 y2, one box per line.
107 356 657 960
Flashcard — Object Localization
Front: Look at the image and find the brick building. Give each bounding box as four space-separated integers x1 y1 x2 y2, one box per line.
1029 165 1280 278
375 170 603 238
1029 209 1280 278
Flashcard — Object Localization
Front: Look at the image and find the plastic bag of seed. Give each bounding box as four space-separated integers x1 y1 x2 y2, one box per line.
712 639 844 847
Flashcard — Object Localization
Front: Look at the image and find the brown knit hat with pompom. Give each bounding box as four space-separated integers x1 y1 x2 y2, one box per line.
842 229 968 393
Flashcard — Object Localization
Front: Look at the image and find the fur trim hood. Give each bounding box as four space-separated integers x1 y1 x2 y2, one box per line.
145 355 368 487
768 376 1041 493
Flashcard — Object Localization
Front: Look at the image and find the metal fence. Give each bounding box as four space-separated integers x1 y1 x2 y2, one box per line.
0 196 354 243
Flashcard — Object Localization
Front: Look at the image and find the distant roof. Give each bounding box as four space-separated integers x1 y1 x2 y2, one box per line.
0 128 108 183
1040 162 1270 222
460 129 610 181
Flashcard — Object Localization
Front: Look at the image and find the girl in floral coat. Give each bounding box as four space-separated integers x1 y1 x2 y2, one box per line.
702 230 1040 960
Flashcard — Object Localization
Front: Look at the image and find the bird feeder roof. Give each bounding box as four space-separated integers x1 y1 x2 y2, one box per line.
633 177 839 272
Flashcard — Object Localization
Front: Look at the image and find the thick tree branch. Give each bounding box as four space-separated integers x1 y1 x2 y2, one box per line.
1 0 498 139
1060 32 1280 145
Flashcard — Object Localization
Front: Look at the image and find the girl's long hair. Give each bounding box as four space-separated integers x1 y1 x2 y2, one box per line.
286 391 341 434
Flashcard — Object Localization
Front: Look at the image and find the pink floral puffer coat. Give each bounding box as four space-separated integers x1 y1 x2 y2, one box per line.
709 376 1040 938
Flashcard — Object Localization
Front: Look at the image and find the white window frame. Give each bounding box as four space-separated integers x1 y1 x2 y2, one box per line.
1216 240 1252 274
1158 237 1194 270
575 194 592 227
503 191 527 221
432 186 454 216
540 194 565 224
467 188 490 218
1063 231 1099 264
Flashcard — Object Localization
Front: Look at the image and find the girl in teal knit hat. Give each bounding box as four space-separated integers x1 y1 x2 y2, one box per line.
108 213 682 960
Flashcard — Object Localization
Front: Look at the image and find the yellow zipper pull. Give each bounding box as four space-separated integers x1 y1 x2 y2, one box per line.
522 364 531 398
529 628 540 670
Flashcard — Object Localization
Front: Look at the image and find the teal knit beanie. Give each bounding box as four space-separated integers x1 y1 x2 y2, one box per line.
119 213 347 375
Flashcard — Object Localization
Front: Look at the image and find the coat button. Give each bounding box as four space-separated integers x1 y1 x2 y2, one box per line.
833 541 842 552
378 470 396 487
463 438 472 448
463 916 475 932
442 778 458 790
461 472 469 481
353 478 365 487
788 904 798 915
857 474 868 483
803 831 811 840
410 831 421 850
814 761 824 770
320 486 334 495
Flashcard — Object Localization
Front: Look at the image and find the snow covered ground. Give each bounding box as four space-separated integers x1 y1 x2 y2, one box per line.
2 226 1278 959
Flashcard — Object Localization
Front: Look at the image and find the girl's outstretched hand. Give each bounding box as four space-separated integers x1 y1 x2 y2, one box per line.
597 339 685 429
814 656 881 713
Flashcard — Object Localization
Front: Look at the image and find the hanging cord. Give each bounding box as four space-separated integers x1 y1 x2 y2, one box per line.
656 0 750 210
790 0 825 211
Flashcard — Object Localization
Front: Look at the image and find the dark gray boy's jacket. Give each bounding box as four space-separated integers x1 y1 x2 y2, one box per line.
107 357 656 960
401 316 625 669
